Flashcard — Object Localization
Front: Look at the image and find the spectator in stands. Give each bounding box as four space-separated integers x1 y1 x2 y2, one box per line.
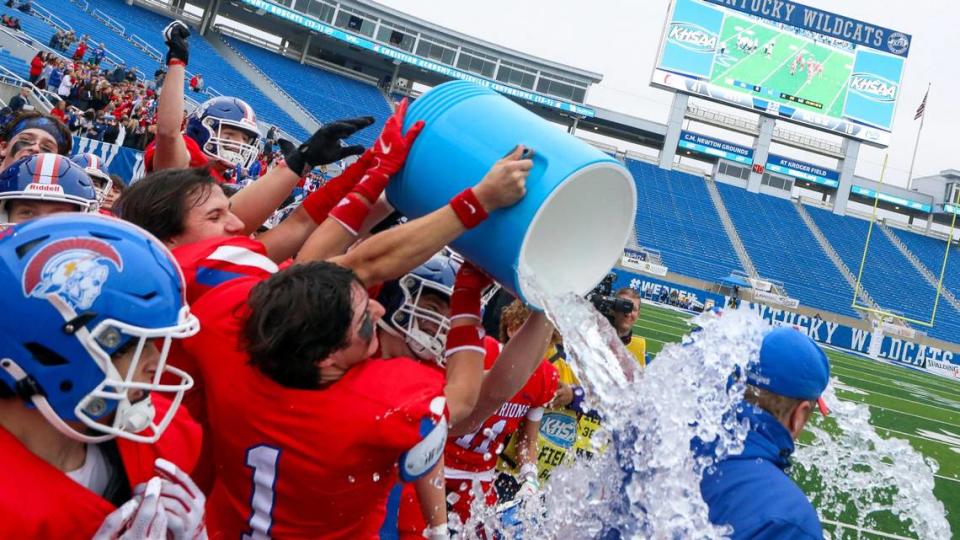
90 43 106 66
15 0 30 13
264 125 277 153
63 30 76 51
700 328 830 539
109 62 127 84
49 29 65 51
56 69 74 100
49 98 66 122
28 51 44 84
8 84 30 114
612 287 647 368
189 72 204 93
2 14 20 30
72 38 88 63
101 114 120 144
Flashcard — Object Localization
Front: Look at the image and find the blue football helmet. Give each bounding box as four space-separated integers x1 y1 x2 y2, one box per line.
70 153 113 206
0 153 98 224
379 253 460 365
185 96 262 169
0 214 198 443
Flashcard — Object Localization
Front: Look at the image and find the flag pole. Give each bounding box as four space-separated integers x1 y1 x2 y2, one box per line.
907 83 930 190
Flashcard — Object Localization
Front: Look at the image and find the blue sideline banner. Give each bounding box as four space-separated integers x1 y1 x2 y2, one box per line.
610 269 726 309
678 131 754 164
744 303 957 369
71 136 145 183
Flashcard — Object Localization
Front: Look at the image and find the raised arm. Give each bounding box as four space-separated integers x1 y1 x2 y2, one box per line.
152 21 191 171
330 145 532 286
234 116 373 239
450 311 554 436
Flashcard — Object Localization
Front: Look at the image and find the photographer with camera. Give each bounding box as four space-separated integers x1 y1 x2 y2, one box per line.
588 275 647 367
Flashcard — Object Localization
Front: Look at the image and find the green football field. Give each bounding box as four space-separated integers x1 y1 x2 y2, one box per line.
635 302 960 539
709 13 854 119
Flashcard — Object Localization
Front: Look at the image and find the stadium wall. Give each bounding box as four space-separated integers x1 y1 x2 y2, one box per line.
612 268 960 378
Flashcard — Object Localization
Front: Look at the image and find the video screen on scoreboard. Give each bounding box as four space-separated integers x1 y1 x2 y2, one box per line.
651 0 910 147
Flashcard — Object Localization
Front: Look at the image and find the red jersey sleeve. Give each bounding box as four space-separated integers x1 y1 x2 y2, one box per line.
143 135 226 183
173 236 276 305
532 360 561 409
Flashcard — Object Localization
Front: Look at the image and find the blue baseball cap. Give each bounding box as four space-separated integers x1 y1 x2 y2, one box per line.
747 327 831 415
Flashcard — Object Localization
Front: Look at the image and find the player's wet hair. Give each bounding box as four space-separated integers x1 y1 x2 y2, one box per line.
243 262 359 389
116 166 220 241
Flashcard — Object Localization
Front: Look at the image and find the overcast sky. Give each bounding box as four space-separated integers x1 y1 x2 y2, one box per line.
376 0 959 189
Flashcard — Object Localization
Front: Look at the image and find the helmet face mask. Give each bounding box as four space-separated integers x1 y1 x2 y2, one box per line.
185 97 262 170
200 116 261 170
389 273 452 365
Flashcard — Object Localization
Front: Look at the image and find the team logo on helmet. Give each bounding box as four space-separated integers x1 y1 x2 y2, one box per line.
22 237 123 310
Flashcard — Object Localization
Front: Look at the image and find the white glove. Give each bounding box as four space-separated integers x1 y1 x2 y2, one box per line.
93 477 168 540
132 458 207 540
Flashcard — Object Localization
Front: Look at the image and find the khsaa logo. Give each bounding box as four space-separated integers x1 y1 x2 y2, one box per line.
848 73 898 103
888 32 910 55
667 22 717 54
540 412 577 448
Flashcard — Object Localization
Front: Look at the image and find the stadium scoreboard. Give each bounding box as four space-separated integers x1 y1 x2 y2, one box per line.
652 0 911 147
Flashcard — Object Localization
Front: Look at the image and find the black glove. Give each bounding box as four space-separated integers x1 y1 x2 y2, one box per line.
283 117 375 176
162 20 190 66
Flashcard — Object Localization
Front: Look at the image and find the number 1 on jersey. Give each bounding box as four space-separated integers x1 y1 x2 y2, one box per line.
242 445 281 540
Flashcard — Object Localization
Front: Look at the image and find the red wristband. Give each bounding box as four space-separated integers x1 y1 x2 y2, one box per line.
449 188 488 229
168 59 186 67
328 193 371 236
444 325 484 359
352 169 390 204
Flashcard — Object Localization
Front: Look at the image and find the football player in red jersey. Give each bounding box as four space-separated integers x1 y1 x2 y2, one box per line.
147 20 384 253
0 214 206 539
185 251 554 538
119 97 424 304
380 257 561 536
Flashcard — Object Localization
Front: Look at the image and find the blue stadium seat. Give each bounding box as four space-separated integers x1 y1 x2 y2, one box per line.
805 206 960 341
221 35 392 148
626 159 742 282
35 0 309 140
716 183 860 318
888 227 960 341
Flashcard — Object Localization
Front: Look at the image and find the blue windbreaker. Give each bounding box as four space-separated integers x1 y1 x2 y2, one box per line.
700 404 823 539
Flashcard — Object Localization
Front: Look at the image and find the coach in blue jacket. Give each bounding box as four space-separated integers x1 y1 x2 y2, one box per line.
701 327 831 539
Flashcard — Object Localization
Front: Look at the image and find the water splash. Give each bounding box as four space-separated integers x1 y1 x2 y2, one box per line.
460 267 952 539
515 266 764 538
793 386 951 539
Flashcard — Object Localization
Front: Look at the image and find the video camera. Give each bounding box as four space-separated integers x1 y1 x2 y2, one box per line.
587 273 634 321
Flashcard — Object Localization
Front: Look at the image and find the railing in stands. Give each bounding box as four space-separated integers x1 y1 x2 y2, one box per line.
70 0 89 11
129 34 161 62
214 25 323 129
0 64 54 111
91 9 125 36
205 86 221 97
31 2 74 34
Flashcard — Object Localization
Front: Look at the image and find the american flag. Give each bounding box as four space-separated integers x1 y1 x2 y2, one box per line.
915 89 928 120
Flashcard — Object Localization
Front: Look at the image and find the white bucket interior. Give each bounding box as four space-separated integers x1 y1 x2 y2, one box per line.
518 161 637 305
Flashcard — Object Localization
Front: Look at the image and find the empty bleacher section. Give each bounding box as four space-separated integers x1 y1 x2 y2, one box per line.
804 206 960 341
36 0 308 140
887 227 960 341
715 183 860 318
221 35 392 148
626 158 742 282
